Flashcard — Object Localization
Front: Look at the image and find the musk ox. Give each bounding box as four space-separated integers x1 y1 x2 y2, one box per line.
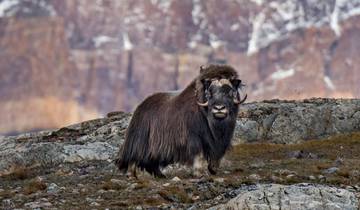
115 64 247 178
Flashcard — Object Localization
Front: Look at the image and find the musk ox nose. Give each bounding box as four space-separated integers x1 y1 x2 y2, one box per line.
214 105 225 111
212 105 228 119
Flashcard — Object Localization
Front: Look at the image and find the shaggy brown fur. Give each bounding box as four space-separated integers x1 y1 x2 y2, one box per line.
115 64 245 178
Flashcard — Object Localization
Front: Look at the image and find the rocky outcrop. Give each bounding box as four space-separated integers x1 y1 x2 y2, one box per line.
0 99 359 173
236 98 360 144
1 1 360 134
0 112 130 173
210 183 359 210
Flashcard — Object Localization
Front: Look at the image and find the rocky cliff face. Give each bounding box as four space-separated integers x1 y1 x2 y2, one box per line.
1 0 360 134
0 17 98 134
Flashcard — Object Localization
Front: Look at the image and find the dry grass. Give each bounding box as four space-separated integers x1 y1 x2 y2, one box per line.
159 186 193 203
0 165 37 180
0 189 15 199
101 180 124 191
23 178 47 195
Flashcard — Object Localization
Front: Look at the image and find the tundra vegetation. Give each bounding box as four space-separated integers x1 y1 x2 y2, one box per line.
0 132 359 209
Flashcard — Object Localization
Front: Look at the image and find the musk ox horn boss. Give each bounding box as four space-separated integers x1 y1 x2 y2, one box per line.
115 64 247 178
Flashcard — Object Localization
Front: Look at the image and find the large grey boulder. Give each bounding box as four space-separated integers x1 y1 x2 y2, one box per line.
0 112 130 173
235 98 360 144
210 183 359 210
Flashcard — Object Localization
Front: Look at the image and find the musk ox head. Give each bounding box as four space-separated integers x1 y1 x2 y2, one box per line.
196 65 247 120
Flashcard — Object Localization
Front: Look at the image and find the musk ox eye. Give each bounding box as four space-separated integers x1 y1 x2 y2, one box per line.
202 79 212 89
232 90 239 98
205 90 211 99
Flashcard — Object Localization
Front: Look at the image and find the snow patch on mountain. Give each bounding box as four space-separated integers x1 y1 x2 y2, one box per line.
0 0 19 17
93 35 117 48
209 34 224 49
250 0 264 6
192 0 203 25
0 0 56 18
247 11 266 55
156 0 172 13
271 68 295 81
247 0 360 55
324 76 336 90
331 0 342 37
123 32 133 51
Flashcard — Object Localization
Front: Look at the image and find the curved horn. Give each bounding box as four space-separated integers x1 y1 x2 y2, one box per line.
197 101 208 107
234 94 247 105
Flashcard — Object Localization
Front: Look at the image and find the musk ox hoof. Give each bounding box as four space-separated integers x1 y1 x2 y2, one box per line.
154 172 166 179
149 168 166 178
126 174 138 180
192 154 208 177
208 166 217 175
192 169 205 178
124 165 138 179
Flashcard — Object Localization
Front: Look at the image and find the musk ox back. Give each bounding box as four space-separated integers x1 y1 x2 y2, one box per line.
115 64 247 178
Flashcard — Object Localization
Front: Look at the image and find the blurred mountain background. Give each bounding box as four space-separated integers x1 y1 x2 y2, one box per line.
0 0 360 135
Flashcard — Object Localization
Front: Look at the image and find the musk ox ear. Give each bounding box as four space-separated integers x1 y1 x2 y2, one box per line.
200 65 209 74
234 93 247 105
233 79 247 105
202 79 211 90
200 65 205 74
231 79 242 89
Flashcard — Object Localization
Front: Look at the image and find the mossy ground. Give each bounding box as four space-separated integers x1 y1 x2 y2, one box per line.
0 133 359 209
226 132 360 186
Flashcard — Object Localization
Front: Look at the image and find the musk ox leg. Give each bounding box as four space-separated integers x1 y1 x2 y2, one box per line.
153 168 166 178
125 165 138 179
208 159 221 175
144 163 166 178
132 166 138 179
114 156 129 175
192 154 207 177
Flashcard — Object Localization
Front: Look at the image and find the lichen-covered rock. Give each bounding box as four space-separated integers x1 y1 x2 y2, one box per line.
210 183 359 210
235 98 360 144
0 112 131 173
